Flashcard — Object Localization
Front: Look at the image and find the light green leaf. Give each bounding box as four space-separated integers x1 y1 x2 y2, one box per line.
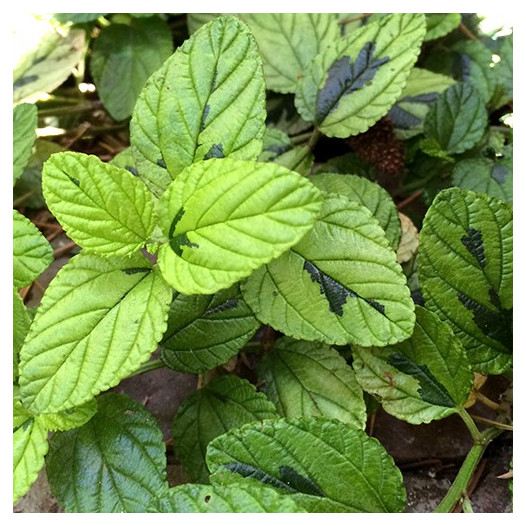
423 83 487 155
259 337 366 428
46 393 167 512
353 306 473 424
13 387 32 430
13 288 30 381
13 210 53 289
424 14 461 41
418 188 512 373
42 152 156 257
258 127 293 163
19 252 172 413
52 13 106 24
90 17 173 121
13 103 37 185
242 14 340 94
151 482 306 512
452 157 512 203
13 417 49 503
161 285 260 373
207 417 406 513
242 195 415 347
272 146 314 176
130 15 266 196
172 375 278 483
37 399 98 431
310 172 401 249
157 158 323 295
493 34 513 105
295 13 426 137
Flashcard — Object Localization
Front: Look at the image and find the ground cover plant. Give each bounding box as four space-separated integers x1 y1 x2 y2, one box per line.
13 13 513 513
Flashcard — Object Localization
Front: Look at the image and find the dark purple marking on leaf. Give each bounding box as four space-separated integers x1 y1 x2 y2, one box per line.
278 466 326 497
125 165 139 177
14 75 38 89
168 208 185 239
200 104 210 133
222 462 295 493
203 143 224 160
456 53 472 81
316 42 389 123
156 158 167 169
388 93 440 129
265 144 293 160
491 164 509 184
168 208 199 256
205 298 239 316
66 175 80 186
461 227 485 268
122 267 151 275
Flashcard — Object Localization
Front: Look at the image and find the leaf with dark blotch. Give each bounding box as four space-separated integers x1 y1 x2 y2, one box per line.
278 466 326 497
461 227 486 269
223 462 293 493
492 164 509 184
203 143 225 160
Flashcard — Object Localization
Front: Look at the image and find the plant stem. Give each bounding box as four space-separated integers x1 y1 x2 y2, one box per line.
290 130 314 145
434 427 502 513
470 414 513 431
307 128 322 151
473 390 501 412
129 359 165 377
457 407 484 444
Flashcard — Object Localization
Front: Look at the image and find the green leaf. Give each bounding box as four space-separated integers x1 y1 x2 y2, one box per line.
258 127 293 163
424 14 461 41
187 13 221 34
19 252 172 413
151 482 306 512
207 417 406 512
37 399 98 431
52 13 106 24
161 285 260 373
353 306 473 424
42 152 156 257
157 158 323 295
242 14 340 94
452 157 512 203
13 103 37 185
90 17 173 121
13 288 30 381
295 13 426 137
242 195 415 347
46 393 167 512
172 375 278 483
13 210 53 290
418 188 512 373
272 146 314 176
13 417 49 503
493 34 513 105
423 83 487 155
259 337 366 427
130 15 266 196
310 172 401 249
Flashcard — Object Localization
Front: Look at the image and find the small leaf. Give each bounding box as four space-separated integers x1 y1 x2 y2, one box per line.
259 337 366 427
19 253 172 413
130 15 266 196
13 210 53 290
424 14 461 41
13 103 37 185
172 375 278 483
161 285 260 373
90 16 174 121
418 188 512 373
157 158 322 295
207 417 406 512
46 393 167 512
353 306 473 424
13 288 30 381
42 152 156 257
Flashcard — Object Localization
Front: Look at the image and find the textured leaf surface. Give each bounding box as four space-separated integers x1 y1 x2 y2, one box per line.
172 375 278 483
130 15 266 196
242 195 414 346
207 417 406 513
37 399 98 432
353 306 473 424
19 253 172 413
42 152 156 256
494 34 513 104
243 14 340 93
13 210 53 289
259 337 366 427
311 172 401 249
46 393 167 512
90 16 173 121
151 482 305 512
423 83 487 155
13 288 30 381
295 13 426 137
157 158 323 295
424 14 461 41
161 285 260 373
418 188 512 373
13 103 37 185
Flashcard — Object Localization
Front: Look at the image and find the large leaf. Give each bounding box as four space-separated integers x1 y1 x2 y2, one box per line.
161 285 260 373
37 399 98 432
42 152 156 257
418 188 512 373
353 306 473 424
46 393 167 512
295 13 426 137
172 375 278 483
242 14 340 94
207 417 406 513
493 34 513 106
310 172 401 249
19 252 172 413
90 16 173 121
13 103 37 185
242 195 415 347
13 210 53 289
259 337 366 427
130 15 266 196
424 14 461 41
151 482 306 512
156 158 323 295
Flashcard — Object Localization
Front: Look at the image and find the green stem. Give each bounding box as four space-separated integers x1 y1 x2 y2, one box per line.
290 131 314 145
307 128 322 151
129 358 165 377
470 414 513 431
433 427 502 513
458 407 484 444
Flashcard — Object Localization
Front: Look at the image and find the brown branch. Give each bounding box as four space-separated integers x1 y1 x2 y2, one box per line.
459 22 478 41
397 190 423 210
53 241 78 259
338 13 372 26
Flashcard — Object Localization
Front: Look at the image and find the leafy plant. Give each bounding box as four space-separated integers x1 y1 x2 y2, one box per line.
13 12 512 513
